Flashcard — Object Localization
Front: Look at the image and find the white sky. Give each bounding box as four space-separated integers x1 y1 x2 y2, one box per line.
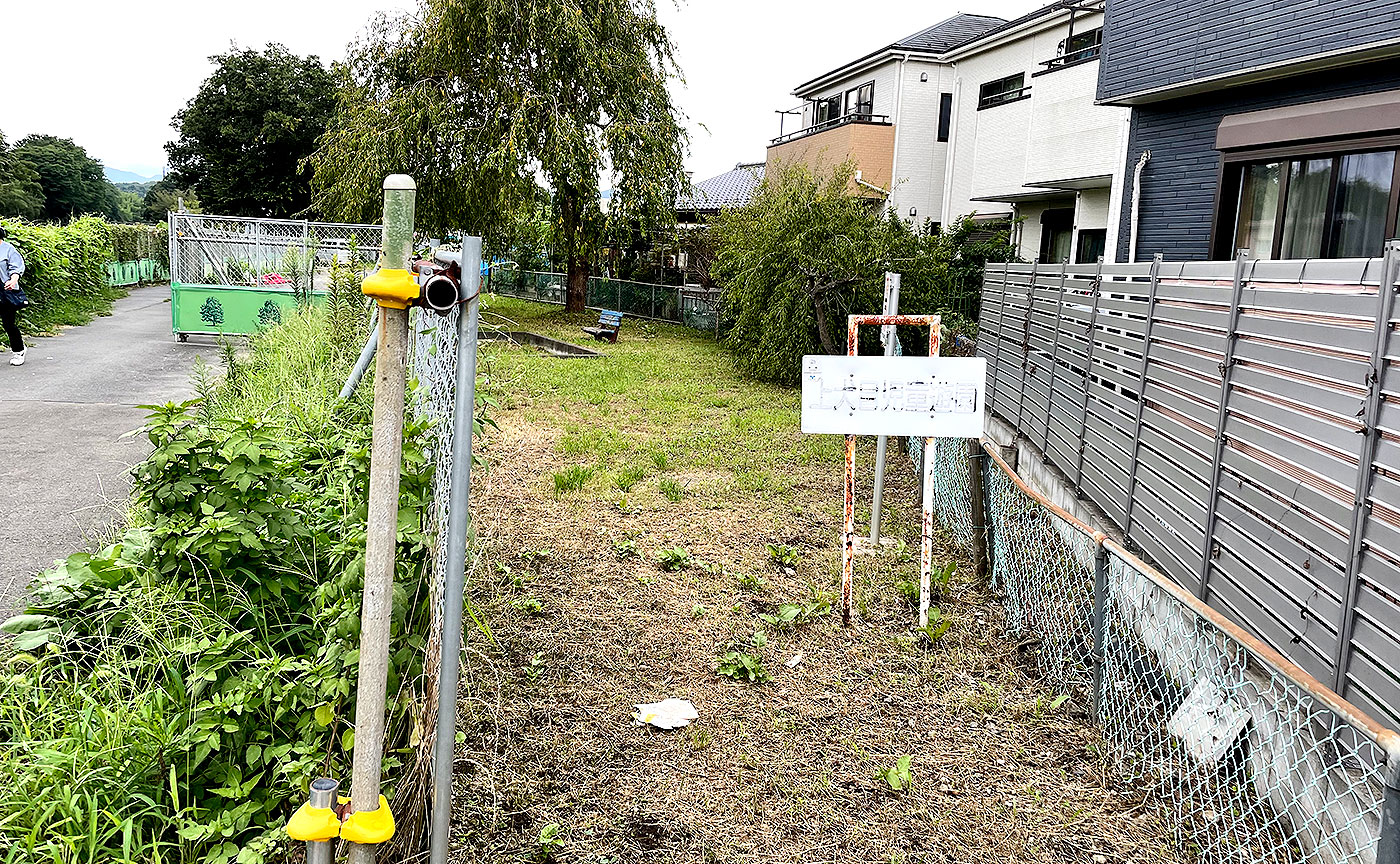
4 0 1042 183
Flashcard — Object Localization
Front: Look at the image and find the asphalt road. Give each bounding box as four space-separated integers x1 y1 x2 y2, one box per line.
0 284 211 614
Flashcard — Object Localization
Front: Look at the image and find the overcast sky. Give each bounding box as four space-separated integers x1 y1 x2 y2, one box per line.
4 0 1042 183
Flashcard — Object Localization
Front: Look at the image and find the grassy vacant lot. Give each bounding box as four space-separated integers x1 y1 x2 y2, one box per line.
451 296 1176 863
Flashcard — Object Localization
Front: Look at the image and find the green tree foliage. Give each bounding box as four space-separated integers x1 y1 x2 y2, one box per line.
12 134 116 221
166 44 337 218
0 217 121 333
0 132 44 219
310 0 687 312
143 176 201 223
711 161 1010 384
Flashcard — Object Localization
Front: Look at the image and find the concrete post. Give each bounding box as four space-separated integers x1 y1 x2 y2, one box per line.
346 175 416 864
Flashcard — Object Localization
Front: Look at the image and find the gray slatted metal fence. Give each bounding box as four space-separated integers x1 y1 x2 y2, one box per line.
978 246 1400 729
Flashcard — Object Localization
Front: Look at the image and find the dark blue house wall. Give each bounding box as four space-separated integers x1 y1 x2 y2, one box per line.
1114 65 1400 262
1097 0 1400 103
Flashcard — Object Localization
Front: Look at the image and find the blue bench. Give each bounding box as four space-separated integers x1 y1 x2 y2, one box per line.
582 310 624 343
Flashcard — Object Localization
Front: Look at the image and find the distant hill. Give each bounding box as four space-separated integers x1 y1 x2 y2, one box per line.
115 180 158 197
103 166 162 184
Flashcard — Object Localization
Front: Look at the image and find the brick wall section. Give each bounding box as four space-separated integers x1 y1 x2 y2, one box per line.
1097 0 1400 102
1113 64 1400 262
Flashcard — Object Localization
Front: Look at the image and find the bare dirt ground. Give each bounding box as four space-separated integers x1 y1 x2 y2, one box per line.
445 298 1180 864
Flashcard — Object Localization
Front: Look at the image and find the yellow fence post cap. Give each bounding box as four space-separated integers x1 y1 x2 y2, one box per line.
340 795 396 845
285 802 340 842
361 268 420 310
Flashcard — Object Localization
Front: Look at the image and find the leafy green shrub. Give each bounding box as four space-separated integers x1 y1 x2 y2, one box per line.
0 308 436 864
1 216 121 334
709 161 1009 383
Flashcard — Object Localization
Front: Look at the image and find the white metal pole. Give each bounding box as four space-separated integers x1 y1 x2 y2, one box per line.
869 272 901 543
346 175 416 864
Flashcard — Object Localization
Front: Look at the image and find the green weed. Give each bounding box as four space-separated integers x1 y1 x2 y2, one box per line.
614 464 647 491
552 465 594 496
657 547 691 571
659 477 685 503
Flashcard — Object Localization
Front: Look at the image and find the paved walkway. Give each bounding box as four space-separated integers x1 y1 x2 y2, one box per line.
0 284 210 614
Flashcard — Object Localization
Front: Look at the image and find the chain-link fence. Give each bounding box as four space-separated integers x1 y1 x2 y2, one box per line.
170 212 382 289
486 268 719 332
925 436 1400 863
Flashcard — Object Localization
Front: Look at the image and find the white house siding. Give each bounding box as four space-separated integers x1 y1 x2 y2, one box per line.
794 58 956 228
940 10 1130 261
890 60 957 227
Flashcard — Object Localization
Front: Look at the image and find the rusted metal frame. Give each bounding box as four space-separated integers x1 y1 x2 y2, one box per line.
841 313 942 628
986 260 1012 418
1073 257 1106 490
1015 260 1040 429
1042 259 1069 455
1196 251 1251 602
1333 241 1400 698
1121 254 1164 535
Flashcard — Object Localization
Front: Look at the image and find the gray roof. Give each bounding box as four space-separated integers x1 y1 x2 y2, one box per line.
893 13 1008 53
676 162 765 212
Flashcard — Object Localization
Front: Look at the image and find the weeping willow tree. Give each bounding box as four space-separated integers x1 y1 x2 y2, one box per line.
309 0 688 312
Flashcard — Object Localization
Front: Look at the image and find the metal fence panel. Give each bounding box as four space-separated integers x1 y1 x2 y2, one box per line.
977 248 1400 732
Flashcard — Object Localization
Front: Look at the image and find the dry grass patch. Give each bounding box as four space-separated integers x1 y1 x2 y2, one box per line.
447 298 1179 864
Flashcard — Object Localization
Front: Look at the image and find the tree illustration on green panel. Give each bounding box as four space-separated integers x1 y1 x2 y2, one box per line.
257 299 283 327
199 296 224 328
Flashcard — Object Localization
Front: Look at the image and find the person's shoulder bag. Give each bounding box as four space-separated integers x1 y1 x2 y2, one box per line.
0 287 30 309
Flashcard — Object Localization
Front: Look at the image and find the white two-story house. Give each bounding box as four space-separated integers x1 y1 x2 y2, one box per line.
768 1 1132 264
766 14 1007 225
940 0 1130 264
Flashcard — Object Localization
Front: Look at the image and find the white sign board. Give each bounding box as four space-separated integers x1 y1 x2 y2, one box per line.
800 355 986 437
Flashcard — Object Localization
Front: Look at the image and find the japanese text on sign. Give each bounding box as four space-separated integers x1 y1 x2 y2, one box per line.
800 355 986 437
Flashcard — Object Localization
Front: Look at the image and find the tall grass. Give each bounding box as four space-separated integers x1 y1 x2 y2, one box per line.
0 305 429 864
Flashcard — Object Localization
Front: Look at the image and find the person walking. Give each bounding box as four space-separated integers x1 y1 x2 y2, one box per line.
0 227 26 367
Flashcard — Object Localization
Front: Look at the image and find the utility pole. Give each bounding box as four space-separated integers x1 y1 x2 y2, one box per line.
347 175 417 864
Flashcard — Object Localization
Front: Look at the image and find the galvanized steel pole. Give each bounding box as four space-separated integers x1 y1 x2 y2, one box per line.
347 175 416 864
428 237 484 864
869 272 901 544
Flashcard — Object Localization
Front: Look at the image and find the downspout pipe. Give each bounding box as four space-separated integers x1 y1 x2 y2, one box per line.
1128 150 1151 263
890 53 910 218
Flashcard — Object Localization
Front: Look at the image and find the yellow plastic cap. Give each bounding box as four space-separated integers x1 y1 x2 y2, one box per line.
340 795 396 845
361 268 420 309
286 803 340 842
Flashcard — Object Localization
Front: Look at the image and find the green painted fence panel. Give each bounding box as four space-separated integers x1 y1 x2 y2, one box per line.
171 282 325 338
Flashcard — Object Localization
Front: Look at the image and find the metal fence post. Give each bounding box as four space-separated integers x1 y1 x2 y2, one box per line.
1015 260 1039 428
870 272 901 544
1122 253 1163 535
968 439 989 584
1043 259 1068 454
1332 241 1400 697
1090 538 1109 724
428 237 483 864
1196 250 1250 602
986 260 1011 418
1074 257 1105 491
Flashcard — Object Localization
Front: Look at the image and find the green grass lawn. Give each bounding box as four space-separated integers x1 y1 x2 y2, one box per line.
446 295 1178 864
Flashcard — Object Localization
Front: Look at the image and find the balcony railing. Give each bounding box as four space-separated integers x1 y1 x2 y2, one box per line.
770 112 892 146
976 87 1032 111
1036 44 1102 74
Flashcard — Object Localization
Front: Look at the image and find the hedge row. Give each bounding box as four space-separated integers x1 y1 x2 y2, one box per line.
1 218 167 336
